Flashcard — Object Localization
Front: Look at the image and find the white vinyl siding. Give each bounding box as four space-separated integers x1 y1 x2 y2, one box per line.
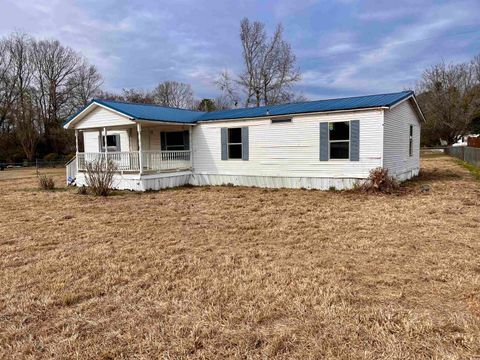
83 129 130 153
383 99 421 177
192 110 384 179
74 106 135 129
127 125 191 152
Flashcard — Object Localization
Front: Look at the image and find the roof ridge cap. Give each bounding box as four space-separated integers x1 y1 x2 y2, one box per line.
94 98 205 113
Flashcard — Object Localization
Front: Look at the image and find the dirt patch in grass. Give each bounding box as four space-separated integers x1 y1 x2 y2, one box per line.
0 156 479 359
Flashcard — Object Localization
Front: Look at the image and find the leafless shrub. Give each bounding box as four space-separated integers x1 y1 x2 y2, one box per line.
84 157 117 196
36 168 55 190
360 167 399 194
77 185 88 195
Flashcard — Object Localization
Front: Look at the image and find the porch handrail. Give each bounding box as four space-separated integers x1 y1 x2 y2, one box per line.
77 150 191 173
142 150 191 172
66 155 77 184
142 150 191 154
78 151 140 172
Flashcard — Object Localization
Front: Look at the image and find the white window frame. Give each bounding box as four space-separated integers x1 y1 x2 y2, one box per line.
409 125 413 157
328 121 350 160
227 127 243 160
101 134 120 152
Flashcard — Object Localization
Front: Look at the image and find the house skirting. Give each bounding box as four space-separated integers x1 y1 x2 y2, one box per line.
74 168 419 191
189 174 364 190
75 171 191 191
392 168 420 182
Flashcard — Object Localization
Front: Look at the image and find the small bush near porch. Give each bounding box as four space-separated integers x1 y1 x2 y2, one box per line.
0 155 479 359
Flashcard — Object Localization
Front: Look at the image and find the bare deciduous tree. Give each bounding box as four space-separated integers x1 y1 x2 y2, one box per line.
9 33 40 161
68 62 103 108
472 55 480 83
0 31 103 161
417 60 479 145
122 88 155 104
95 88 154 104
217 18 301 107
31 39 82 152
215 71 240 107
153 81 195 109
214 94 235 110
0 38 17 133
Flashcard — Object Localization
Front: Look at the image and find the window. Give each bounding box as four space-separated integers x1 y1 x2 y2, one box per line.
329 121 349 159
101 134 120 152
221 127 248 161
409 125 413 156
272 118 292 124
162 131 187 150
228 128 242 159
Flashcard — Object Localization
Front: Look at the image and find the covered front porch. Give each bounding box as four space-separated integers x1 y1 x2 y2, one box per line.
63 98 201 190
73 122 193 174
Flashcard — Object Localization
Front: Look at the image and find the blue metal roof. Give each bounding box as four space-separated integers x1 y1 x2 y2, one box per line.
65 90 415 126
92 98 205 123
196 91 414 121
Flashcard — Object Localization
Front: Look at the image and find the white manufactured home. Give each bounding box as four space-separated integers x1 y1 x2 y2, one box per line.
63 90 424 191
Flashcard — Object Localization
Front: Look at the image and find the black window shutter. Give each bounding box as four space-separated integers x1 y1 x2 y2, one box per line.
241 127 249 161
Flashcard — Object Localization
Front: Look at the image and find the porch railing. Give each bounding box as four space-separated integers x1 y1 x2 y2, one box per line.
78 152 140 172
77 150 191 173
66 155 77 184
142 150 191 172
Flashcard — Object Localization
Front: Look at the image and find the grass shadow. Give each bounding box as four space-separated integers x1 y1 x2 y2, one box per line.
408 168 462 184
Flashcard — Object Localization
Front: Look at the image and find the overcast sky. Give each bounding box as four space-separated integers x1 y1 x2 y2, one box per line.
1 0 479 100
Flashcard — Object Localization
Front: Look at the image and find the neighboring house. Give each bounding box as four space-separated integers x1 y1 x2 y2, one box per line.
452 134 479 147
63 90 424 191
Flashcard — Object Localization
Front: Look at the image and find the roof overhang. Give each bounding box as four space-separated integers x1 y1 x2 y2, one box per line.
135 119 195 126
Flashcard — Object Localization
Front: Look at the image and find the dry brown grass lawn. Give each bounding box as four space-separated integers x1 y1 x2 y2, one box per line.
0 156 479 359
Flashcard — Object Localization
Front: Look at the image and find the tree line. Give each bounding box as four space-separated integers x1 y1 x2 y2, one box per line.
417 56 480 146
1 18 480 162
0 33 101 162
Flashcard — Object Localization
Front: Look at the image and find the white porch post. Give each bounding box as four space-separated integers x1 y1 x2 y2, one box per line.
103 127 108 169
189 126 193 169
137 123 143 174
75 129 79 170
